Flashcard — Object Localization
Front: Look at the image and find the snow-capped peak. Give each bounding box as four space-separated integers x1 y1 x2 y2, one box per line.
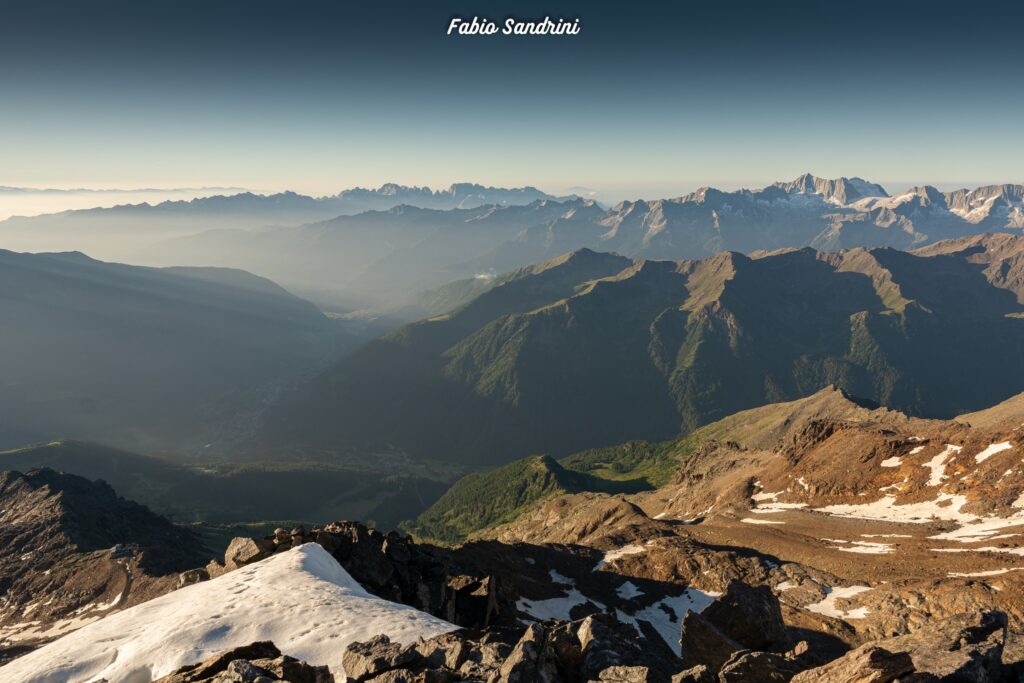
1 543 457 683
773 173 888 205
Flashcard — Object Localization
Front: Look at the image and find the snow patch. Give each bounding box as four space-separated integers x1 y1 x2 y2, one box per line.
619 589 719 652
824 539 894 554
814 492 974 524
948 568 1022 578
616 581 644 600
805 585 872 620
925 444 961 486
0 544 456 683
594 544 646 571
975 442 1013 464
741 518 785 525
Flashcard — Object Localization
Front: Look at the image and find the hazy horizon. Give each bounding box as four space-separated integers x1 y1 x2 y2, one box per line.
3 173 1020 221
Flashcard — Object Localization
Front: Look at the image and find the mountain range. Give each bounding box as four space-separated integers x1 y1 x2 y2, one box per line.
3 174 1021 312
144 175 1024 310
257 233 1024 466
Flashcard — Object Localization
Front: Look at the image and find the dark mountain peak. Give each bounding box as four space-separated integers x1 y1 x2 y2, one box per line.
0 467 201 556
0 468 210 658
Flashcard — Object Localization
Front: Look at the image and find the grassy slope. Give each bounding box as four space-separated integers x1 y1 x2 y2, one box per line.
404 385 903 544
403 454 651 544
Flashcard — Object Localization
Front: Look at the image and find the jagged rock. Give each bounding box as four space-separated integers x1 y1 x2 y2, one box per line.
790 646 914 683
717 650 802 682
224 537 272 571
363 671 417 683
875 610 1007 682
679 611 744 672
343 634 417 682
206 558 227 579
177 567 209 588
415 632 471 671
597 665 652 681
153 641 333 682
792 611 1007 682
579 614 646 679
670 665 711 683
499 623 557 682
701 581 790 653
250 655 336 683
545 620 585 679
457 639 510 679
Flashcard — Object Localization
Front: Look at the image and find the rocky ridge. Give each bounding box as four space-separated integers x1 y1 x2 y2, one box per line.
0 468 210 662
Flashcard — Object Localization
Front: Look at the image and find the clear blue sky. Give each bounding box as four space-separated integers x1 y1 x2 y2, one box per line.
2 0 1022 200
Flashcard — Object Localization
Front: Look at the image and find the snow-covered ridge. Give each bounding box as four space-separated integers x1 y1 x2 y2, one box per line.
0 544 457 683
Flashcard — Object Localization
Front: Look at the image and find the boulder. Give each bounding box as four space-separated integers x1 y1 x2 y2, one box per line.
597 665 652 682
717 650 802 682
177 567 210 588
153 641 333 682
670 665 711 683
578 614 645 679
498 622 557 682
544 620 584 679
875 610 1006 682
343 635 417 682
415 632 471 671
679 611 743 673
791 611 1007 683
224 537 272 571
790 646 914 683
700 580 789 653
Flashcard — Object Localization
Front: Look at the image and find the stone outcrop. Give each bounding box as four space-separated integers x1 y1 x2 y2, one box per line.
342 614 683 683
792 611 1008 682
153 641 333 682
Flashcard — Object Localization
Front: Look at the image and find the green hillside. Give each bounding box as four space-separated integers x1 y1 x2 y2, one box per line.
403 454 650 544
261 238 1024 469
404 385 912 544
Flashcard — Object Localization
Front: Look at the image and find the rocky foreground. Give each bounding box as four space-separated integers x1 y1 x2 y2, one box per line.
115 519 1023 682
5 386 1024 680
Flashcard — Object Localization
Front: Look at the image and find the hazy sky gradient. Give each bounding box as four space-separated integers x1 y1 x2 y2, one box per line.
2 0 1022 200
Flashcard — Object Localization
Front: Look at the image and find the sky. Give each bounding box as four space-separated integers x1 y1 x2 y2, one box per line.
2 0 1023 201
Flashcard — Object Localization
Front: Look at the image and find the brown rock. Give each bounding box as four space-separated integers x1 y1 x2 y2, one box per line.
877 610 1007 682
578 614 645 679
717 650 802 682
153 641 333 683
790 646 914 683
498 622 556 682
701 580 790 653
597 665 652 681
343 635 416 682
224 537 272 571
670 664 712 683
679 611 743 672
